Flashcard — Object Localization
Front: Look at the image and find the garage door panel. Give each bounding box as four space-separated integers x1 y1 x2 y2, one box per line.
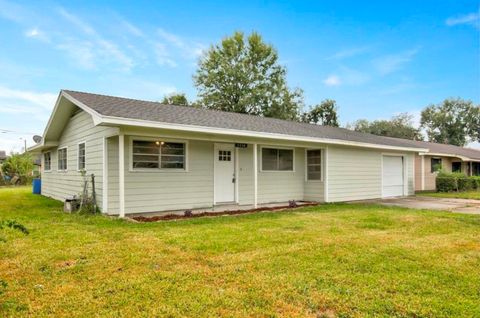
383 156 404 197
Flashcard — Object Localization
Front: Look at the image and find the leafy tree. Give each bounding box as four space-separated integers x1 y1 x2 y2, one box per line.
302 99 339 126
1 152 34 184
348 113 423 140
194 31 304 120
161 93 189 106
421 98 479 146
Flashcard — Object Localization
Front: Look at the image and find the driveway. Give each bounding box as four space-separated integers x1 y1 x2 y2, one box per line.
355 196 480 214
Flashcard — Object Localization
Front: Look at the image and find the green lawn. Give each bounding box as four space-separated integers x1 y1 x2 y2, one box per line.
1 188 479 317
417 191 480 200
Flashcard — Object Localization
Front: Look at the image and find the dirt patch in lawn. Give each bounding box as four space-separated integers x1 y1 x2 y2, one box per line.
131 202 319 222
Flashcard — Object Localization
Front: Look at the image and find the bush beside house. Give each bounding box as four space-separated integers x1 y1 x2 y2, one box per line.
436 171 480 192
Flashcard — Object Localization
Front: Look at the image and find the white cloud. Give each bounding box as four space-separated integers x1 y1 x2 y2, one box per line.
0 86 57 110
24 27 49 42
157 28 206 59
372 48 419 75
57 7 96 36
327 46 370 60
468 141 480 149
56 8 134 71
323 75 341 86
153 43 177 67
446 12 480 27
57 40 96 70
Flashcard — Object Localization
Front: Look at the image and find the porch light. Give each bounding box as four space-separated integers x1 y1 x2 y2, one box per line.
155 141 165 146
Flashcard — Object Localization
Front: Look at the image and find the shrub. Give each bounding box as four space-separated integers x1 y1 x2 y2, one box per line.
1 153 34 185
457 176 473 191
471 176 480 190
436 176 457 192
436 171 480 192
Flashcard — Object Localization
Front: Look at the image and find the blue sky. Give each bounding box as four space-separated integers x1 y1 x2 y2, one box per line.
0 0 479 152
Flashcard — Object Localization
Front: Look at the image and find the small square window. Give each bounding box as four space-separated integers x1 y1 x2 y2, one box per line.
218 150 231 161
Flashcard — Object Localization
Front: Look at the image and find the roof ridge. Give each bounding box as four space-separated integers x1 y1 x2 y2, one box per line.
62 89 393 137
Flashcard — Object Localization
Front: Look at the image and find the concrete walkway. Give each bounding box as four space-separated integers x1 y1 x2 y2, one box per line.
354 196 480 214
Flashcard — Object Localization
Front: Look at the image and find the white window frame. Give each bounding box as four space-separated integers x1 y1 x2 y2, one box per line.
77 141 86 171
259 146 295 172
43 151 52 172
57 146 68 172
129 136 189 172
305 148 324 182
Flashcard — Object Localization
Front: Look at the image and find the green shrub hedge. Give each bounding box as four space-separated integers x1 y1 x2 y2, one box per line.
436 172 480 192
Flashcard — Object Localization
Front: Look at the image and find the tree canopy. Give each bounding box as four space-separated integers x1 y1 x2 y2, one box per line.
348 113 423 140
161 93 189 106
301 99 339 127
420 98 479 146
194 31 303 120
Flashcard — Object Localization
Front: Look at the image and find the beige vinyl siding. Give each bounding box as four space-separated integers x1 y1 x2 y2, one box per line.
304 181 324 201
328 146 382 201
257 147 305 203
406 153 415 195
327 146 415 201
107 136 119 213
414 154 423 191
120 137 214 214
41 110 116 210
238 146 254 205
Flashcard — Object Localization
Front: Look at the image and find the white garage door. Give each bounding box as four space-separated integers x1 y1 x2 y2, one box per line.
382 156 404 197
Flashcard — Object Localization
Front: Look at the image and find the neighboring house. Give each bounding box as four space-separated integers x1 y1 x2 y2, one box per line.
30 90 428 217
0 150 6 164
383 139 480 191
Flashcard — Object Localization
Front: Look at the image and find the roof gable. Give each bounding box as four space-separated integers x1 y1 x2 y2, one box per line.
61 90 426 151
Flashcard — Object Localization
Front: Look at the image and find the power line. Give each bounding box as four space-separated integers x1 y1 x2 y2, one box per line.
0 129 39 135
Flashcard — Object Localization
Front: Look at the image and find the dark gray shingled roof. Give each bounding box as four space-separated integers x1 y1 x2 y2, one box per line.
384 137 480 160
63 90 427 150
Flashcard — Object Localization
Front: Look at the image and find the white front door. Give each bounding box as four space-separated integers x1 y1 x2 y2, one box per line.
214 143 235 203
382 155 404 197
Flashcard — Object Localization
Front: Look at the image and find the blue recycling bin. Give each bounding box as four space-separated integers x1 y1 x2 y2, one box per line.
32 178 41 194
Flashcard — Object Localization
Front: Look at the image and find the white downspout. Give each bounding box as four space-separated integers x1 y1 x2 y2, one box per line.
253 143 258 208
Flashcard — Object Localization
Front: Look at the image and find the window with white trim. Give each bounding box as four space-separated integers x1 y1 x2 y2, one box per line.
261 148 293 171
132 140 185 169
78 142 86 170
58 148 67 171
306 149 322 180
44 152 51 171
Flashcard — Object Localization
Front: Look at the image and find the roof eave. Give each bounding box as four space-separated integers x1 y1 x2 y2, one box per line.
99 115 428 152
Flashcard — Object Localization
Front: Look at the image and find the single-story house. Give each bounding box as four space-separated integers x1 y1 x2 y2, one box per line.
30 90 432 217
382 139 480 191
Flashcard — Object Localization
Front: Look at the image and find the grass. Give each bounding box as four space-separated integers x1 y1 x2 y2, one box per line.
1 187 479 317
417 191 480 200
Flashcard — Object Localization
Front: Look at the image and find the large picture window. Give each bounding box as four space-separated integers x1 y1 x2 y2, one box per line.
44 152 51 171
58 147 67 171
132 140 186 170
306 149 322 180
261 148 293 171
78 142 86 170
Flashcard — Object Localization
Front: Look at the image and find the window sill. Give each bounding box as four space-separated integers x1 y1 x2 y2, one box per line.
129 169 188 173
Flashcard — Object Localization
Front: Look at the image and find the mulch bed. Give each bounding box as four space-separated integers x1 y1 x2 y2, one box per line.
131 202 319 222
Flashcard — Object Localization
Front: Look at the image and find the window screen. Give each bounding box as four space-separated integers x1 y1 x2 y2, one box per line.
261 148 293 171
306 149 322 180
58 148 67 171
132 140 185 170
78 143 86 170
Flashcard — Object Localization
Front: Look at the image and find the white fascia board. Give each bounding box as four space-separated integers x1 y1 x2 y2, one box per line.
61 91 104 123
38 91 103 145
419 152 478 162
99 116 428 153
